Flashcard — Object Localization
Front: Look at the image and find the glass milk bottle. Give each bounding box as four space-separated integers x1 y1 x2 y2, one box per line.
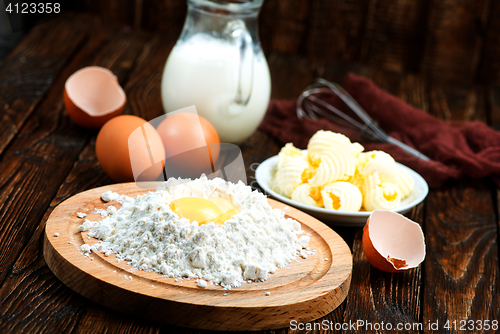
161 0 271 144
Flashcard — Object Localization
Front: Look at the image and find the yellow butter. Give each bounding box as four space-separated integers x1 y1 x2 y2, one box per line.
307 130 363 161
307 147 356 187
357 150 398 183
395 167 414 199
277 142 304 168
362 173 401 211
291 183 322 207
273 155 309 197
321 181 362 212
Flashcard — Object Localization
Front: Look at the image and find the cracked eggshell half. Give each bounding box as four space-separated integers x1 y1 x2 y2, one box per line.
362 210 425 273
64 66 126 128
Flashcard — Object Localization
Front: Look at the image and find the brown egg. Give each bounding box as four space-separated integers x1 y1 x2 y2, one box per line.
156 113 220 179
96 115 165 182
64 66 126 128
362 210 425 273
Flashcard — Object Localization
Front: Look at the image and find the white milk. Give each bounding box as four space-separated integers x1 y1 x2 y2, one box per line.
161 34 271 143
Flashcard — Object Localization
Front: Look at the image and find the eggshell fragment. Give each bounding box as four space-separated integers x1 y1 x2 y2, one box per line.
362 210 425 273
64 66 126 128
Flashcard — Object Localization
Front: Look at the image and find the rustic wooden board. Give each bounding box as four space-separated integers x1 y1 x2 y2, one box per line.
0 13 93 157
43 183 352 331
422 80 500 330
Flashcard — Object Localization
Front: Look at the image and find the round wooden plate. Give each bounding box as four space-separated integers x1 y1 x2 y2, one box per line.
43 183 352 331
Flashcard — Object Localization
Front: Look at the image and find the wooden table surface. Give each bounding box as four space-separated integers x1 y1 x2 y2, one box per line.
1 13 499 334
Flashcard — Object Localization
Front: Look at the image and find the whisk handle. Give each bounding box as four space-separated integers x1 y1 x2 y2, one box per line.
386 136 431 161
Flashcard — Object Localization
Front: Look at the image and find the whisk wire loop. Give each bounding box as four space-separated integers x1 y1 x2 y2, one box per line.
296 78 430 161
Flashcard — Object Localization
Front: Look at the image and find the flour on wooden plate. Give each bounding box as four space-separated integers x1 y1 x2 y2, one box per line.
78 176 314 289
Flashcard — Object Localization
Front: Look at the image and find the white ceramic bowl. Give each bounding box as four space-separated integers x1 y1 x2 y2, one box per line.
255 153 429 226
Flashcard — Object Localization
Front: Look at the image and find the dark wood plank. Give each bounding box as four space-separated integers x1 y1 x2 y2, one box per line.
478 0 500 83
399 73 430 114
122 34 175 121
488 83 500 131
0 14 93 157
266 1 312 56
359 0 428 74
73 305 161 334
486 81 500 332
422 81 499 332
316 60 375 85
423 179 499 333
0 19 151 334
0 255 89 333
0 144 113 334
258 0 278 56
82 0 137 28
306 0 370 63
421 0 490 83
266 53 316 100
428 83 487 122
141 0 186 40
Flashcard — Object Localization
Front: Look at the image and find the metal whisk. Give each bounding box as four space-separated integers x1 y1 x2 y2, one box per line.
296 78 430 161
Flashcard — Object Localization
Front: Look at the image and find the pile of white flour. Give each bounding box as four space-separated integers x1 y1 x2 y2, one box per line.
78 176 313 289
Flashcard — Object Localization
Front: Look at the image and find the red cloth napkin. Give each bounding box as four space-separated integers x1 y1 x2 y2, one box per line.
259 73 500 188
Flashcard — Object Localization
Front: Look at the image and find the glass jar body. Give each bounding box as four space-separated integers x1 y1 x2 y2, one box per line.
161 0 271 144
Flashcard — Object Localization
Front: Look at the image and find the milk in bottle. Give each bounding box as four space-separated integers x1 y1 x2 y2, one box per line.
160 0 271 144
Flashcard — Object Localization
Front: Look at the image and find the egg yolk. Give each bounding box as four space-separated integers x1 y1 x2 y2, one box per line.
170 197 239 225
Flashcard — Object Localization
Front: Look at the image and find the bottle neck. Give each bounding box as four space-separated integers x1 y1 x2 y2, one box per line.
188 0 261 19
188 0 263 16
180 0 261 45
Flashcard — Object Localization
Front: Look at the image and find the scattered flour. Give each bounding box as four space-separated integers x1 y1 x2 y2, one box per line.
91 205 117 219
80 244 91 255
107 205 117 215
101 191 134 205
77 219 94 232
297 235 310 248
81 176 314 289
101 191 120 202
77 212 87 218
94 208 108 218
